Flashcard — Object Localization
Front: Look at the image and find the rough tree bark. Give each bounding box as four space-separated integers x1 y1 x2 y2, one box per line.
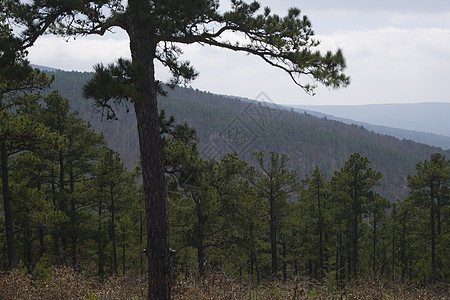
126 3 172 296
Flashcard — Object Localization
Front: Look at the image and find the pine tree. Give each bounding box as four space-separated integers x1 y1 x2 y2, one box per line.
407 153 450 282
8 2 349 297
250 151 299 278
330 153 382 279
299 166 330 278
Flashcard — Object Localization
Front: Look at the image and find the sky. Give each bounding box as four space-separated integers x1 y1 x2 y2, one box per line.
26 0 450 106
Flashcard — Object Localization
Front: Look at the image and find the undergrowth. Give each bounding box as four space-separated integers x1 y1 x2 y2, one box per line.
0 267 448 299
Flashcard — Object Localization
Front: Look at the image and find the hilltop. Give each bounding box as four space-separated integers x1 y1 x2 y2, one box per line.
44 69 450 201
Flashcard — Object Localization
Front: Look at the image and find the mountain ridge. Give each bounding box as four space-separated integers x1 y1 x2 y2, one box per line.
290 102 450 139
289 106 450 150
40 67 450 201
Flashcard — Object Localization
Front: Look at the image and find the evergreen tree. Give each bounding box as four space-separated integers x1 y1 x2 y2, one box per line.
95 147 139 277
407 153 450 282
0 105 58 269
366 192 390 277
299 166 331 278
330 153 382 279
8 1 349 297
36 92 105 265
250 151 299 278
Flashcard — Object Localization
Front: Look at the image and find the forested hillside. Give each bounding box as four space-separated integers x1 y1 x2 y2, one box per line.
290 107 450 150
47 69 449 201
2 66 449 299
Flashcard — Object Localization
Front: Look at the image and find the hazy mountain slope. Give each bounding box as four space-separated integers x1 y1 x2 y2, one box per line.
291 103 450 138
43 69 450 201
290 107 450 150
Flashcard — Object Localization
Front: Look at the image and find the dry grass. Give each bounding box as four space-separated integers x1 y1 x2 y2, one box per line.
0 267 448 299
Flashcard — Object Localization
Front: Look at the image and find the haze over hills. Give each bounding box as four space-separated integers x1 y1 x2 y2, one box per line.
34 64 450 150
290 103 450 141
287 106 450 150
41 68 450 201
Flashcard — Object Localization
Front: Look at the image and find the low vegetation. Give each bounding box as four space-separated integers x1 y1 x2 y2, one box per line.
0 267 447 300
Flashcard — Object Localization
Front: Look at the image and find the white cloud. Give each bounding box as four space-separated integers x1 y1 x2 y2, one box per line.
26 10 450 106
28 35 130 72
384 11 450 27
298 27 450 104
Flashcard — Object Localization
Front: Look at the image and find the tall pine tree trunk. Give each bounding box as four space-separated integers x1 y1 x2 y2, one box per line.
122 225 126 276
269 192 278 278
195 195 207 278
352 194 359 279
430 194 436 282
98 195 105 282
401 211 407 282
127 2 171 297
317 184 324 277
59 149 67 263
1 143 16 269
111 184 118 275
282 242 287 281
69 167 77 267
372 213 377 277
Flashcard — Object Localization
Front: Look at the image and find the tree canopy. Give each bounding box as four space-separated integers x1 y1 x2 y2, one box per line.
6 1 349 298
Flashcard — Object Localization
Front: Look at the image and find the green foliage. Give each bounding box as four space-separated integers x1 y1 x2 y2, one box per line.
41 69 450 201
406 153 450 282
83 288 99 300
3 1 450 292
1 86 450 288
33 254 53 282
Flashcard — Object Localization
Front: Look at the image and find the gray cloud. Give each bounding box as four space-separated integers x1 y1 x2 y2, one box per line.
26 1 450 105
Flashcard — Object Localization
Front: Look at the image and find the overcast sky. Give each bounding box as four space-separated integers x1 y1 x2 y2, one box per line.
27 0 450 105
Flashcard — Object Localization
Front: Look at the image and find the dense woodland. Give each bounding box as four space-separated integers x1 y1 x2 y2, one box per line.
1 68 449 290
2 1 449 298
49 69 450 201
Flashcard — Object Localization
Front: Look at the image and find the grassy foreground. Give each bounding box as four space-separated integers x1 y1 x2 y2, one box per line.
0 267 448 299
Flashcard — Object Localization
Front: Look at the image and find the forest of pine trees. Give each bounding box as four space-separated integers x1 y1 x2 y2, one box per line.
1 6 449 296
1 67 449 286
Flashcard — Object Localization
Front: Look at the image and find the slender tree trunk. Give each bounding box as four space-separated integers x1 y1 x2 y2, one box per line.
269 192 277 278
249 251 254 279
391 214 396 281
373 213 377 277
195 196 207 278
317 184 324 277
346 232 352 281
430 195 436 282
308 259 312 277
338 233 344 288
122 225 126 276
1 143 16 269
335 240 339 287
139 211 144 276
437 195 441 235
111 184 118 275
127 3 172 297
38 225 45 259
325 232 330 273
51 166 59 263
98 195 104 282
282 241 287 281
24 213 32 270
294 258 298 276
401 211 406 282
37 179 45 259
252 250 260 284
353 203 358 279
69 167 77 267
59 149 67 263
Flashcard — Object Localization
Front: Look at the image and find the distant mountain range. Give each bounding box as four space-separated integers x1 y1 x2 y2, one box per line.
40 67 450 201
34 64 450 150
289 103 450 150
